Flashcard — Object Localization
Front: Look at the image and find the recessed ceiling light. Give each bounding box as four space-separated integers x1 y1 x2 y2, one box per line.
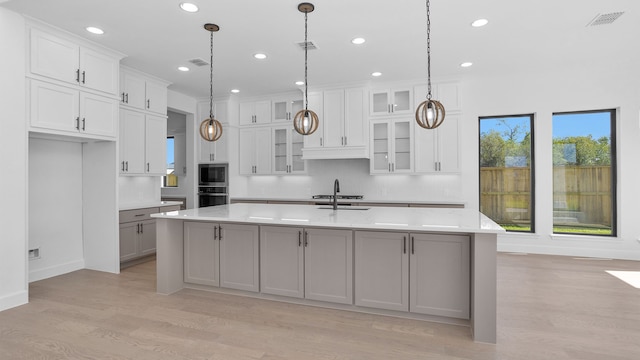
254 53 267 60
351 37 366 45
85 26 104 35
179 3 199 12
371 72 382 77
460 62 473 68
231 89 240 93
178 66 190 72
471 18 489 27
295 81 305 86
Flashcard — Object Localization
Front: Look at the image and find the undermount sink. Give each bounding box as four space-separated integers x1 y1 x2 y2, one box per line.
317 206 370 211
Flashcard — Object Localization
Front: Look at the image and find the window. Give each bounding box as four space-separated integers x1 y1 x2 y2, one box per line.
163 137 177 187
479 115 535 232
552 109 616 236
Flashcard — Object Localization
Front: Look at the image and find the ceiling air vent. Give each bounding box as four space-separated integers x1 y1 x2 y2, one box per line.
296 41 318 50
188 58 209 67
586 12 624 26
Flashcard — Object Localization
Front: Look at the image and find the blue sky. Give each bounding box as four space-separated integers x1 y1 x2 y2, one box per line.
166 137 174 166
480 112 611 141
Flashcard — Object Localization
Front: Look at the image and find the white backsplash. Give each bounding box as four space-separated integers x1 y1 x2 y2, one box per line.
235 158 463 202
118 176 162 205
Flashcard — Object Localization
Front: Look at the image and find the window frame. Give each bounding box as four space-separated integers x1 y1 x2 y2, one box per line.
478 113 536 233
551 109 617 237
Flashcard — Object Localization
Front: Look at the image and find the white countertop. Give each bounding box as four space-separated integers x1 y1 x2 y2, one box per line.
231 197 466 206
152 203 504 234
119 201 183 211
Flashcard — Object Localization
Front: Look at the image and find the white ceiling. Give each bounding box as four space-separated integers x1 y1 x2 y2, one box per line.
3 0 638 99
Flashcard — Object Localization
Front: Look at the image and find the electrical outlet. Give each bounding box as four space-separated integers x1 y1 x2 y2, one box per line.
28 248 40 260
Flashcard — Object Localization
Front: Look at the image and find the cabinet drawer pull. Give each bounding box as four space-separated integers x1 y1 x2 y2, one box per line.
134 214 145 217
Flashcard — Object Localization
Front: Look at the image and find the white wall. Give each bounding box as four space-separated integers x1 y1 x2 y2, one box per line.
462 65 640 260
29 138 85 281
0 7 28 311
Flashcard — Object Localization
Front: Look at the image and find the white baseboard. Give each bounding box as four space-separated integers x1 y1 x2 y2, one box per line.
0 290 28 312
29 259 85 283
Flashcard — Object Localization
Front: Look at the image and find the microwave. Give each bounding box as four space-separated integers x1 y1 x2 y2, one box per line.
199 163 228 186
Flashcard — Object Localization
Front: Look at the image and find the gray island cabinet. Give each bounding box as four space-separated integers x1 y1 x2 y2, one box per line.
153 203 504 343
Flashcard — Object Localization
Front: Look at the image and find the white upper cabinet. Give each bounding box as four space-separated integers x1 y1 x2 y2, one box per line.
413 83 461 173
29 79 118 139
239 100 271 125
120 67 169 115
272 95 303 123
239 127 272 175
370 88 412 116
370 118 414 174
198 101 229 163
29 27 119 96
302 87 368 159
119 109 166 175
272 126 306 174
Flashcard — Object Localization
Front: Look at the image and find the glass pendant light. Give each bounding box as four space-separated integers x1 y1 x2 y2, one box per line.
415 0 446 130
293 3 319 136
199 23 223 142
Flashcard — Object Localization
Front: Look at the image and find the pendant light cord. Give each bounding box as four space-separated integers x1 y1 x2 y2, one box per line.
304 10 309 111
426 0 432 100
209 30 214 121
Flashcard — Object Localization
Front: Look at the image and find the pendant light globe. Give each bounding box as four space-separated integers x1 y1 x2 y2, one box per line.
294 2 319 136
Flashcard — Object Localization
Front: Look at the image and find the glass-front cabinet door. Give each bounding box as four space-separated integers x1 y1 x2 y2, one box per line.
370 88 413 116
273 98 304 123
273 126 306 174
370 119 413 174
371 122 390 172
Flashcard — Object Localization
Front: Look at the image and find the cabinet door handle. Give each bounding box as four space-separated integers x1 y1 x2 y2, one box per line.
392 163 395 172
213 225 218 240
125 161 128 172
298 231 302 246
140 223 143 233
403 236 407 254
304 231 309 247
121 92 125 103
81 71 85 84
125 93 129 104
136 223 140 234
82 118 85 131
75 117 80 130
121 161 125 172
411 236 415 254
218 225 222 240
320 137 323 146
76 69 80 83
344 136 347 146
388 163 391 172
147 163 150 172
147 99 151 109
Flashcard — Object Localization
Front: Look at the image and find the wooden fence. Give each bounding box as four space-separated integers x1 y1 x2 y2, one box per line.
480 166 612 227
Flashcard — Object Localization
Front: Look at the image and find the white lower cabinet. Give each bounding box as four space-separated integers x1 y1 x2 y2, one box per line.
183 222 259 291
355 231 470 319
260 226 353 304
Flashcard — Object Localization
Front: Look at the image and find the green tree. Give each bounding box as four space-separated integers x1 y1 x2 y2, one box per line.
480 130 505 167
553 135 610 165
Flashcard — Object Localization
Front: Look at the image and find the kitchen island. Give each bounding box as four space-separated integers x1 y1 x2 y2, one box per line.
152 203 504 343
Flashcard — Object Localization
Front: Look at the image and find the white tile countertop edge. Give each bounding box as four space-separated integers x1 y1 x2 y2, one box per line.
152 203 504 234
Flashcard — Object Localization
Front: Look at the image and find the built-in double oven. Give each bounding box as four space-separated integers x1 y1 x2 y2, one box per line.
198 163 228 208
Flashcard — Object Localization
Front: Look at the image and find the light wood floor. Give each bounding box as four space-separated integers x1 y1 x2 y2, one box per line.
1 253 639 359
